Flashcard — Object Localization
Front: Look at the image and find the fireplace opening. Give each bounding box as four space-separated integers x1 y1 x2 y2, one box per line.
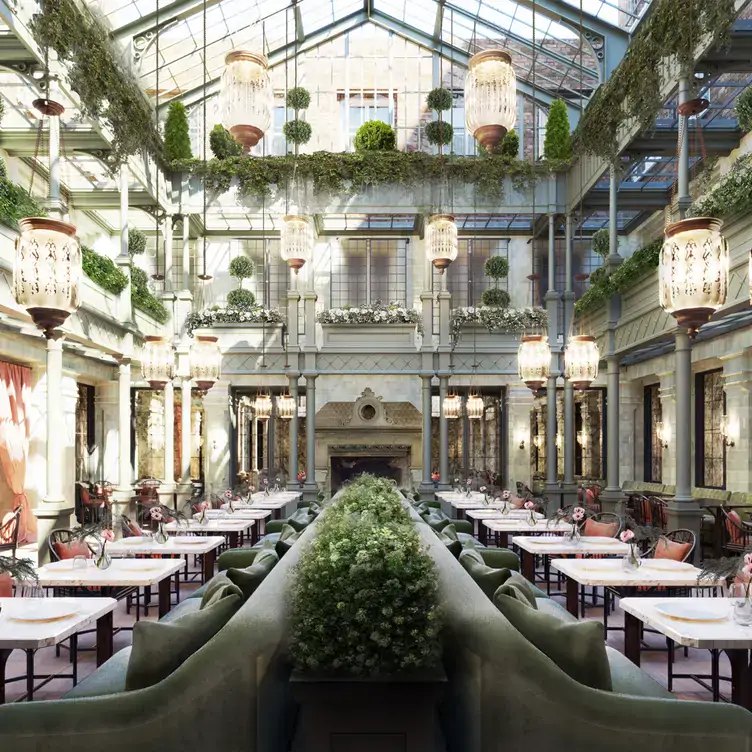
330 456 402 492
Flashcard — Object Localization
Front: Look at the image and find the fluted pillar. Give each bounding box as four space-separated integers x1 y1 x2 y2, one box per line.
181 379 192 484
303 375 318 501
44 336 65 505
544 213 559 501
287 376 300 489
439 376 449 488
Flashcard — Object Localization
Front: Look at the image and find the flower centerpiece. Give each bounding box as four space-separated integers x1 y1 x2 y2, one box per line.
524 499 538 527
195 500 211 526
67 514 119 569
273 476 281 493
185 304 284 337
316 300 423 333
263 477 270 496
620 529 641 571
699 550 752 626
0 556 38 595
142 503 188 543
465 477 473 498
499 489 512 515
479 485 488 505
223 489 235 514
297 471 306 488
431 471 439 487
549 504 592 543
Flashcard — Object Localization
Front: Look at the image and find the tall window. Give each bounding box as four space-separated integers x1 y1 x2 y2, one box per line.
696 369 726 489
75 384 95 483
330 238 408 308
643 384 663 483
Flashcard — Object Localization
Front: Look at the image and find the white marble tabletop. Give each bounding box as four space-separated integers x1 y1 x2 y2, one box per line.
465 508 544 520
164 519 254 533
619 597 750 649
436 492 488 505
0 597 117 650
194 509 271 520
37 558 184 587
511 535 630 556
107 535 225 556
551 557 720 588
484 520 573 533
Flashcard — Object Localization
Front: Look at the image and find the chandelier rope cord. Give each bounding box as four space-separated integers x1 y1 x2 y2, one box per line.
575 0 584 341
531 0 539 333
28 43 51 199
153 0 162 282
199 0 211 281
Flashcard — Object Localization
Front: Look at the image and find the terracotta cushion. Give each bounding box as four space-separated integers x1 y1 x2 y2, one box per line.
0 573 12 597
583 518 618 538
654 537 691 562
726 511 745 544
127 522 143 537
53 541 92 560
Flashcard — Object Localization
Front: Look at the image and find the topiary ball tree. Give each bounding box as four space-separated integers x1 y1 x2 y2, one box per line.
544 100 572 162
500 129 519 158
128 227 147 257
286 87 311 111
481 288 511 307
354 120 397 152
592 227 611 258
227 288 256 309
210 124 243 159
283 119 312 145
425 120 454 147
164 101 193 162
484 255 509 281
229 255 255 285
427 88 452 112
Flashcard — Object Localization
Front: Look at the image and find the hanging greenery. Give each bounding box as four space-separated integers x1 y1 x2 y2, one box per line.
500 130 519 159
425 120 454 146
184 151 559 204
354 121 397 151
164 102 193 162
736 87 752 132
544 100 572 162
81 246 129 295
689 151 752 219
128 227 147 256
210 124 243 160
572 0 735 158
31 0 163 166
0 178 45 230
592 227 610 257
131 267 169 323
574 238 662 315
427 88 452 112
283 119 313 145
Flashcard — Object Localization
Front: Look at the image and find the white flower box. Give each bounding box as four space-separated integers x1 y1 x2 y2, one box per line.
193 323 284 352
320 323 418 352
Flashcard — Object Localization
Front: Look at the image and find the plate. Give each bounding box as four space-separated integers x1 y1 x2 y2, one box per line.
641 560 696 572
584 537 621 545
655 602 727 623
172 539 206 545
118 562 158 571
120 538 147 545
8 602 79 623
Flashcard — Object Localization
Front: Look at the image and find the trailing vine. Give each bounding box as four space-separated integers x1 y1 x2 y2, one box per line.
81 246 129 295
31 0 162 165
0 177 45 230
131 267 169 323
574 239 662 316
572 0 735 158
178 152 566 204
689 151 752 219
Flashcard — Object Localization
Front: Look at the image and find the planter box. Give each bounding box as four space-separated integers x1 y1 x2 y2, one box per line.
320 323 418 352
453 323 523 352
192 323 284 352
291 670 446 752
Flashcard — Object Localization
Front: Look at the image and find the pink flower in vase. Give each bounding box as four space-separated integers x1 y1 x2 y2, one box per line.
224 490 232 499
620 529 635 543
742 564 752 580
102 529 115 543
524 500 535 510
572 507 585 522
149 507 164 521
466 478 472 486
431 472 439 482
501 490 511 501
263 478 269 486
744 553 752 567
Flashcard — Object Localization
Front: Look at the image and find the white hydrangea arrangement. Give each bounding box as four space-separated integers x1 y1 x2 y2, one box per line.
186 304 284 337
317 300 423 333
450 305 548 342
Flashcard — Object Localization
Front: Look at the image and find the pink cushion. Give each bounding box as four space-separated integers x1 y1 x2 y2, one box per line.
53 541 92 560
654 537 691 562
583 518 618 538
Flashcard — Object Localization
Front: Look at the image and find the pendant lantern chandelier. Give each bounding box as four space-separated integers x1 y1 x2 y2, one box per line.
277 393 297 420
564 335 600 390
464 50 517 153
221 50 272 153
254 391 272 421
142 336 175 390
466 393 484 420
189 335 221 391
426 214 458 274
517 334 551 392
443 393 461 419
280 215 313 274
659 217 729 338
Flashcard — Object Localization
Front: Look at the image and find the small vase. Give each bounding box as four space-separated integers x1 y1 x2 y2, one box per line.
566 526 582 545
527 511 538 527
154 522 169 545
730 583 752 626
499 500 510 516
95 542 112 570
198 511 209 526
622 543 641 571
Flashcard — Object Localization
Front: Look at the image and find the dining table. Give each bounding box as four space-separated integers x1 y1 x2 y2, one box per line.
435 492 494 519
163 518 255 548
483 518 573 549
0 596 117 703
222 491 301 520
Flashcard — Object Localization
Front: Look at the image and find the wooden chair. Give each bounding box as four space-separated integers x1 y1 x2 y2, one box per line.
583 512 621 538
0 506 22 557
720 507 752 556
646 529 696 565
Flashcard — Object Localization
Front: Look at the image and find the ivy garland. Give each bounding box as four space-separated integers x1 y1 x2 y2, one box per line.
572 0 735 158
81 246 129 295
131 267 169 323
31 0 162 165
689 151 752 219
574 239 662 316
178 152 566 203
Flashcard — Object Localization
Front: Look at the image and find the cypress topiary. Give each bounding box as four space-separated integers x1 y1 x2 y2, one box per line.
163 101 193 162
500 129 519 158
543 100 572 162
128 227 147 256
210 124 242 159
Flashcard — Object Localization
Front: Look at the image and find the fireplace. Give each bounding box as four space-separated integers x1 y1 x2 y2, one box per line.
329 445 411 493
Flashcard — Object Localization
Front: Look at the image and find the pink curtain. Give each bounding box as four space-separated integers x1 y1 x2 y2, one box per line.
0 362 35 543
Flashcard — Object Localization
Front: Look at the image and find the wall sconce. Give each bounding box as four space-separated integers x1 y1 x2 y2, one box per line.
532 435 544 450
555 433 563 451
656 421 670 449
720 415 736 447
576 429 587 447
519 437 526 450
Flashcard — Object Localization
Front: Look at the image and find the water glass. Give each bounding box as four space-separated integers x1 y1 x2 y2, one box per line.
73 554 88 570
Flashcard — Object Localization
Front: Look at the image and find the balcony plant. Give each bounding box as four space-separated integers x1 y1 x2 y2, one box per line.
354 121 397 151
450 306 548 343
284 87 312 153
185 304 284 337
210 124 243 159
425 87 453 154
164 102 193 162
227 255 256 309
317 301 422 331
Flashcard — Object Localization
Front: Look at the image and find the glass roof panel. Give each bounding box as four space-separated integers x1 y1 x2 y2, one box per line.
556 0 654 30
376 0 439 35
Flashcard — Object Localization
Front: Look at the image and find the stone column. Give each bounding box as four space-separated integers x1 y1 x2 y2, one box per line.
658 371 676 487
419 374 435 500
438 376 450 489
182 213 191 292
287 290 301 350
507 386 534 491
48 109 62 213
113 359 133 512
677 76 692 218
159 380 175 507
116 165 132 324
303 375 318 501
163 214 174 291
181 378 192 485
44 337 65 505
666 331 700 539
619 381 644 486
203 380 232 494
304 293 317 350
562 212 576 506
268 398 276 473
544 213 559 503
437 290 451 351
287 376 300 490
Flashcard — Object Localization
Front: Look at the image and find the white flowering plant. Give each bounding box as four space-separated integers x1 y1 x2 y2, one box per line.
450 306 548 343
186 304 284 337
317 300 423 333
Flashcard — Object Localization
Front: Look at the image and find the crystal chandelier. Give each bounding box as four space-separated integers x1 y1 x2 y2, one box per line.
426 214 458 274
142 336 175 390
517 334 551 392
254 392 272 420
564 335 600 390
659 217 728 337
189 335 221 391
443 393 461 419
464 50 517 153
277 393 297 420
221 50 272 153
280 215 313 274
466 394 484 420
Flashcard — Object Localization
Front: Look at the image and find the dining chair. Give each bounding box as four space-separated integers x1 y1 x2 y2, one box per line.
0 506 22 557
720 507 752 556
646 529 696 565
583 512 621 538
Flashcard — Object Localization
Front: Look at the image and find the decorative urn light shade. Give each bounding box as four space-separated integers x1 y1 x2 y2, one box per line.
426 214 458 274
564 335 600 390
659 217 729 337
13 218 81 337
280 215 313 274
466 394 484 420
189 335 221 391
277 393 297 420
517 334 550 391
464 50 517 152
221 50 272 153
141 336 175 390
254 392 272 420
442 393 461 419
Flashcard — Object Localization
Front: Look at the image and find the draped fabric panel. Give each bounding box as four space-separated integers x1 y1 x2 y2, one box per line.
0 361 34 542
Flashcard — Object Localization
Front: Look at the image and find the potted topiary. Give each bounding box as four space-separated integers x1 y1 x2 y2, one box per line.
592 227 610 258
425 87 453 155
209 124 243 159
128 227 147 257
354 120 397 151
481 255 510 308
543 99 572 162
290 476 445 750
227 255 255 309
283 87 312 155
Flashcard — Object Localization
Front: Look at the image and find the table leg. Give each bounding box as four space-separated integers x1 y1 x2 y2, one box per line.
0 648 11 704
203 548 216 584
70 633 78 686
478 523 487 546
522 549 535 582
158 577 171 618
498 531 508 549
727 649 752 709
565 576 579 617
228 531 239 549
26 649 34 702
251 522 258 546
96 610 114 667
623 612 642 667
